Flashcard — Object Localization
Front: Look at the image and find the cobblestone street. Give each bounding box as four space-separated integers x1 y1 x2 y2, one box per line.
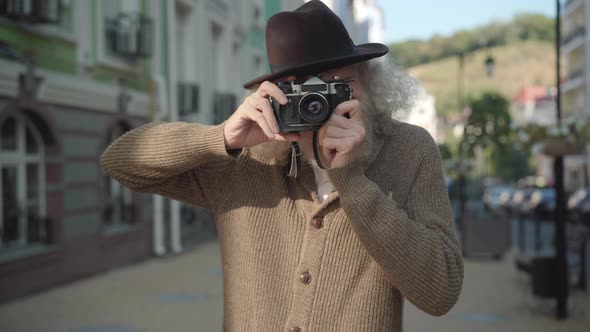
1 240 589 332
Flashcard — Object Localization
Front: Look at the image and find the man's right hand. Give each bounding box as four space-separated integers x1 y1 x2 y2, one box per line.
224 81 301 150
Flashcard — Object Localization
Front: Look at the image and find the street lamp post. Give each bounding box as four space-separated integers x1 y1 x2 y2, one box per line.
457 53 466 256
554 0 568 320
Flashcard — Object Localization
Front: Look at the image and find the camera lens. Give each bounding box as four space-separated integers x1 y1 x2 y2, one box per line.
298 93 329 124
306 101 323 115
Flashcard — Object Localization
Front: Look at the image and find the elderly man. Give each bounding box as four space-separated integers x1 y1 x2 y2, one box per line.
101 1 463 331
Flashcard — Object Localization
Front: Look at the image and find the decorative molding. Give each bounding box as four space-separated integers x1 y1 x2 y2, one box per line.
0 59 152 116
0 17 76 44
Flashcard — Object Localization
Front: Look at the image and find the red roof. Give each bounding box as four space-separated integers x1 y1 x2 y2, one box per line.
513 86 555 103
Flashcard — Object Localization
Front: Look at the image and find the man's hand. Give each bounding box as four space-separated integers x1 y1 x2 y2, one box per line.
224 81 301 150
318 99 366 168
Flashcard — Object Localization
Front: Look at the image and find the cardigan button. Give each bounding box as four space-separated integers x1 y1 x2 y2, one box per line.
288 326 301 332
299 271 311 284
311 216 323 229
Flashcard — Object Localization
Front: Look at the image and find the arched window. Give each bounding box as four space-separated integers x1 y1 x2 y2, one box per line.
104 122 134 228
0 114 47 248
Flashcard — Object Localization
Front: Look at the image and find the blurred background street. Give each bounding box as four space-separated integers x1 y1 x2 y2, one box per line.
1 0 589 331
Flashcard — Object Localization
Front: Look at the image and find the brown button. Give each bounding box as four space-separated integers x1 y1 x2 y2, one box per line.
288 326 301 332
299 271 311 284
311 216 323 229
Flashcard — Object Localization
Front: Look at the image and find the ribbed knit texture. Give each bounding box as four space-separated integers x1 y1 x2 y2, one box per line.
101 120 463 332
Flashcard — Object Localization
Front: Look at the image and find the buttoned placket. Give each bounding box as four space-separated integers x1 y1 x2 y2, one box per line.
284 196 339 331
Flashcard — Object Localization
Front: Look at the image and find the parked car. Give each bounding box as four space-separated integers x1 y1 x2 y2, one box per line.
498 187 515 210
568 187 590 226
509 188 535 215
529 188 556 220
483 186 510 211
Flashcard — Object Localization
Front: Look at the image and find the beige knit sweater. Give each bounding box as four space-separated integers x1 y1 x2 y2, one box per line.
100 120 463 332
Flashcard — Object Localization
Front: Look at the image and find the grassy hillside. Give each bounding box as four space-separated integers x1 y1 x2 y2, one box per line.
407 40 556 117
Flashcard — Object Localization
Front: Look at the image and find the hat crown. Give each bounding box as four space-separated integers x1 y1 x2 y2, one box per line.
242 0 388 88
265 1 354 73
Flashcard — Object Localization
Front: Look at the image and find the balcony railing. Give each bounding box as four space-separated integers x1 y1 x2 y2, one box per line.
566 68 584 81
105 13 153 59
213 92 237 125
563 26 585 46
565 0 582 9
0 0 61 24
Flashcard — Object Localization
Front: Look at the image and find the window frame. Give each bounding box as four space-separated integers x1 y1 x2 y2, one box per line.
95 0 143 72
103 122 135 232
0 114 46 248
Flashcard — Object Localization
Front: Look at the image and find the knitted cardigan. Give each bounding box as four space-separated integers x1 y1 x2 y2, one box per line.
100 120 463 332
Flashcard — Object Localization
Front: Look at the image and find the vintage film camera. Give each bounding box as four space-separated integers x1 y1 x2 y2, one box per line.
271 76 352 132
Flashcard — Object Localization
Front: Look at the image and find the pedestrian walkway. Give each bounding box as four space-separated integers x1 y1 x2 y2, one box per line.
0 241 224 332
405 250 590 332
0 241 588 332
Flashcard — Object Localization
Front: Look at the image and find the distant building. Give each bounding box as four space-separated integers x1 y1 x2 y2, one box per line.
352 0 385 44
306 0 383 44
560 0 590 189
402 88 442 143
511 85 588 190
512 86 556 126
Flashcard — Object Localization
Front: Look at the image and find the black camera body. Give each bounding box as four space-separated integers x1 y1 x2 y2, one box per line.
271 76 352 132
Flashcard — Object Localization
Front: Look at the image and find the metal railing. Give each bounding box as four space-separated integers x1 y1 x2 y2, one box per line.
0 0 61 24
105 13 153 59
562 26 585 46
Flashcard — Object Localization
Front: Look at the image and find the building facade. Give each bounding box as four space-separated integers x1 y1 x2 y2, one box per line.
403 87 442 144
0 0 158 303
305 0 384 44
0 0 301 303
560 0 590 190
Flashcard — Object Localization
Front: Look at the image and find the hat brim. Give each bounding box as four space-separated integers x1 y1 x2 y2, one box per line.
243 43 389 89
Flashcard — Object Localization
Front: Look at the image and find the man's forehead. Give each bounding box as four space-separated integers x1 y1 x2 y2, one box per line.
274 64 358 83
323 64 358 75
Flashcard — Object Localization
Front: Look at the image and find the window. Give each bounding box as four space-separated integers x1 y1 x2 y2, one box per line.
0 0 74 42
103 0 152 59
97 0 151 70
103 123 134 229
0 114 47 248
251 0 264 29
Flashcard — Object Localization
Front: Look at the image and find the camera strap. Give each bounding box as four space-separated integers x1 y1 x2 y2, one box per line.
313 131 327 170
287 142 301 178
287 132 326 178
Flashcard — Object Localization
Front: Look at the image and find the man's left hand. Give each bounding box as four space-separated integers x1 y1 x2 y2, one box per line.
318 99 366 168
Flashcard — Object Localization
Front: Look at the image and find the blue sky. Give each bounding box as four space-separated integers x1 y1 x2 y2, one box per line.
380 0 556 44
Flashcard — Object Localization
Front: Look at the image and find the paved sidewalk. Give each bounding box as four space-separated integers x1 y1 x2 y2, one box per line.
0 241 225 332
404 252 590 332
0 241 589 332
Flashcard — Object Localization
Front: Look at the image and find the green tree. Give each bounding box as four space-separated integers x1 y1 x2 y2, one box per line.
463 91 512 153
490 145 533 182
438 143 453 160
461 91 531 181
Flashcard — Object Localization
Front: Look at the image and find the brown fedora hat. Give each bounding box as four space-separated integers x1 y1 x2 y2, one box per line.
243 0 389 89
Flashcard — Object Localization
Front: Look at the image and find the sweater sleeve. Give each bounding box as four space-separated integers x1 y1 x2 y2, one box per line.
327 140 463 316
100 121 239 210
